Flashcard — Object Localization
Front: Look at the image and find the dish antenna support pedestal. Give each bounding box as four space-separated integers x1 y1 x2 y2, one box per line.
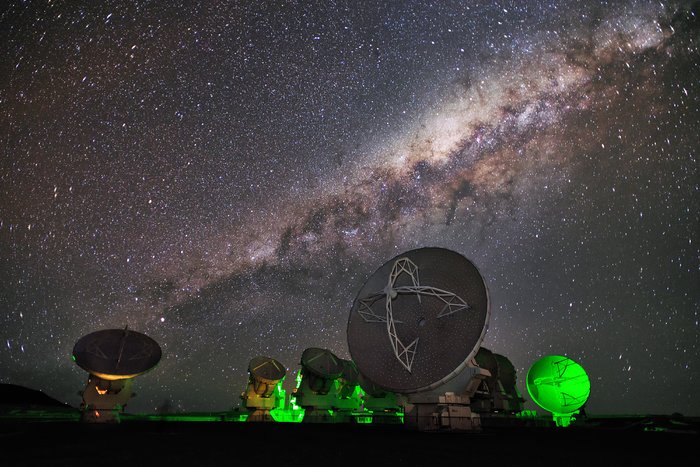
401 365 489 431
79 375 134 423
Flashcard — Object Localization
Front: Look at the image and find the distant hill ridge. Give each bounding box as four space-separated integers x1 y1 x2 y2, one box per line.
0 383 73 408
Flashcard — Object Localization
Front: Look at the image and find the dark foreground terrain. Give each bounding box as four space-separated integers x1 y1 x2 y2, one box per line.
1 415 697 466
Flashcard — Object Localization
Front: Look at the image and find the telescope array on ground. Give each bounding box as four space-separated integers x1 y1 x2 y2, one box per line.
70 247 589 428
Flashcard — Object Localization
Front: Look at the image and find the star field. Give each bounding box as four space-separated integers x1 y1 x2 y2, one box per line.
1 1 698 415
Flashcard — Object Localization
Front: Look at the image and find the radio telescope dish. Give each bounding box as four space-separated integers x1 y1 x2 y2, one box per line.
248 356 286 396
475 347 498 379
243 356 286 422
72 328 162 380
299 347 343 396
347 247 489 393
72 327 161 423
526 355 590 427
296 348 346 422
473 347 524 413
301 347 344 380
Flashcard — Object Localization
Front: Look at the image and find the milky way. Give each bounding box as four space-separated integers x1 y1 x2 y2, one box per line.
1 1 698 415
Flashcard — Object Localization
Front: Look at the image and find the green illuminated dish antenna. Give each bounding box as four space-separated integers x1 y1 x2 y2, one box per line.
526 355 590 427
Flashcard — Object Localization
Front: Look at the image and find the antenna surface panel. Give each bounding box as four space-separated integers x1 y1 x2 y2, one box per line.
301 347 344 379
249 356 286 384
347 247 489 393
526 355 590 415
72 328 162 379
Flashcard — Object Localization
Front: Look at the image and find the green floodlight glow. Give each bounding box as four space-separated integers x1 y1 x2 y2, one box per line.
269 408 304 423
274 379 286 410
526 355 590 427
264 370 305 423
354 415 373 424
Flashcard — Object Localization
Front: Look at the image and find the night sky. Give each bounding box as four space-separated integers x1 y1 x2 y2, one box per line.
1 1 698 416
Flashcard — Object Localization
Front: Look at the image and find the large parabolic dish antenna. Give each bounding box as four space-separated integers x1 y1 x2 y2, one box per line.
300 348 344 383
72 328 162 380
347 247 490 393
526 355 590 426
248 356 286 395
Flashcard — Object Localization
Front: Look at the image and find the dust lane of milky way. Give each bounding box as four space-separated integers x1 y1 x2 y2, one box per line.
130 5 670 319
